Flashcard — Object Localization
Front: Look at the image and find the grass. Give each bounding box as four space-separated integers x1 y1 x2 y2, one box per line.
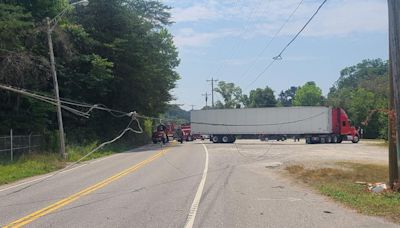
0 142 124 186
361 139 388 147
0 153 64 185
66 142 114 162
286 162 400 223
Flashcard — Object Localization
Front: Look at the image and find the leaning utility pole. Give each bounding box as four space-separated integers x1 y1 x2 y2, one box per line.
207 78 218 108
388 0 400 181
202 92 211 108
47 17 66 160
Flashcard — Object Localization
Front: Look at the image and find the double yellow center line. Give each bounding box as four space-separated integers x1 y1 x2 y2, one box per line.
4 146 173 228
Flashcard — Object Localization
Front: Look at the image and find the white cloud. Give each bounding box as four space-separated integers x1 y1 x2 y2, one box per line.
170 0 388 39
305 0 387 37
172 4 220 23
173 28 237 48
254 0 388 37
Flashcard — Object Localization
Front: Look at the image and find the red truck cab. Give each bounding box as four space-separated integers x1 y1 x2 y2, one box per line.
181 123 193 141
332 108 359 143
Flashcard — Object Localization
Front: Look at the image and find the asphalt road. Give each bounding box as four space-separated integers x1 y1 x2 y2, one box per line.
0 140 398 228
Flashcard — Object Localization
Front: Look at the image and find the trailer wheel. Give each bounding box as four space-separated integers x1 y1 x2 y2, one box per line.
231 136 236 143
326 137 332 143
212 136 220 143
305 137 311 144
320 137 326 144
222 135 230 143
332 136 338 143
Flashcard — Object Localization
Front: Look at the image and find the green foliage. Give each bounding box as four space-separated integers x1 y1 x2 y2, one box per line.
66 142 113 162
277 86 297 107
328 59 388 139
293 81 324 106
243 86 277 108
0 3 33 49
214 81 243 109
5 0 69 20
287 162 400 223
163 104 189 124
143 119 153 138
0 153 63 185
0 0 180 148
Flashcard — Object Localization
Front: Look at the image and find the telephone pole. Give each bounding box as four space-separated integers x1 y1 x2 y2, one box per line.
189 105 196 110
388 0 400 184
389 59 398 187
207 78 218 108
202 92 211 108
47 17 66 160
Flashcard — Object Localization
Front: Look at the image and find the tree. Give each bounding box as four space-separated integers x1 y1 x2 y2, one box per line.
277 86 297 107
214 81 243 109
293 81 324 106
243 86 276 108
0 0 181 147
327 59 389 139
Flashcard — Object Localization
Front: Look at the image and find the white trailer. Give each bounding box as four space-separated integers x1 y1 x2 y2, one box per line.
191 107 359 143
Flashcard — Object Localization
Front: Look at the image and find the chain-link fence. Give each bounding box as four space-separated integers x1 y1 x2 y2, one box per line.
0 130 43 161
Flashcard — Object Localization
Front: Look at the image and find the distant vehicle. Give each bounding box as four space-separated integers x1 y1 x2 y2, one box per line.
191 107 360 144
152 124 168 144
165 122 176 140
175 128 184 143
181 123 194 141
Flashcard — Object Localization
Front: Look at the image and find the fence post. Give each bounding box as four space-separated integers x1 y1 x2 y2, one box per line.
28 133 32 153
10 129 13 162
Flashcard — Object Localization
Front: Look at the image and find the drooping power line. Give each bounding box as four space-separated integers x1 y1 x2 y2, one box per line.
239 0 305 82
246 0 328 88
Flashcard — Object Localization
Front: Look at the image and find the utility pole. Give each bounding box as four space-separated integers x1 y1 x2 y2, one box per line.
207 78 218 108
202 92 211 108
389 59 399 187
388 0 400 182
189 105 196 110
47 17 66 160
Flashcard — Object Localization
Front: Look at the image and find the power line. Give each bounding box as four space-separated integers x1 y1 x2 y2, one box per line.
0 83 191 126
274 0 328 60
239 0 305 82
3 114 143 196
245 59 276 89
246 0 328 88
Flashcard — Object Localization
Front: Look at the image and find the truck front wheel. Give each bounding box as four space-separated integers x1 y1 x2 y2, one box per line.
352 136 360 143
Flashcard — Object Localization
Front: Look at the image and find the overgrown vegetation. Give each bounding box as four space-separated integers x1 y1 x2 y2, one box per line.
0 143 124 185
0 0 180 148
0 153 63 185
286 162 400 223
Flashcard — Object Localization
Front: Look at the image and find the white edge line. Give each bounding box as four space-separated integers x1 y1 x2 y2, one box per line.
184 143 209 228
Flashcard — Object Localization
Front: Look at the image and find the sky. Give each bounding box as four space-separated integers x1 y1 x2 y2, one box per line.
162 0 389 111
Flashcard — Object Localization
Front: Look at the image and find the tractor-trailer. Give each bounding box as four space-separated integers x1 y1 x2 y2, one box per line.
190 107 359 144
